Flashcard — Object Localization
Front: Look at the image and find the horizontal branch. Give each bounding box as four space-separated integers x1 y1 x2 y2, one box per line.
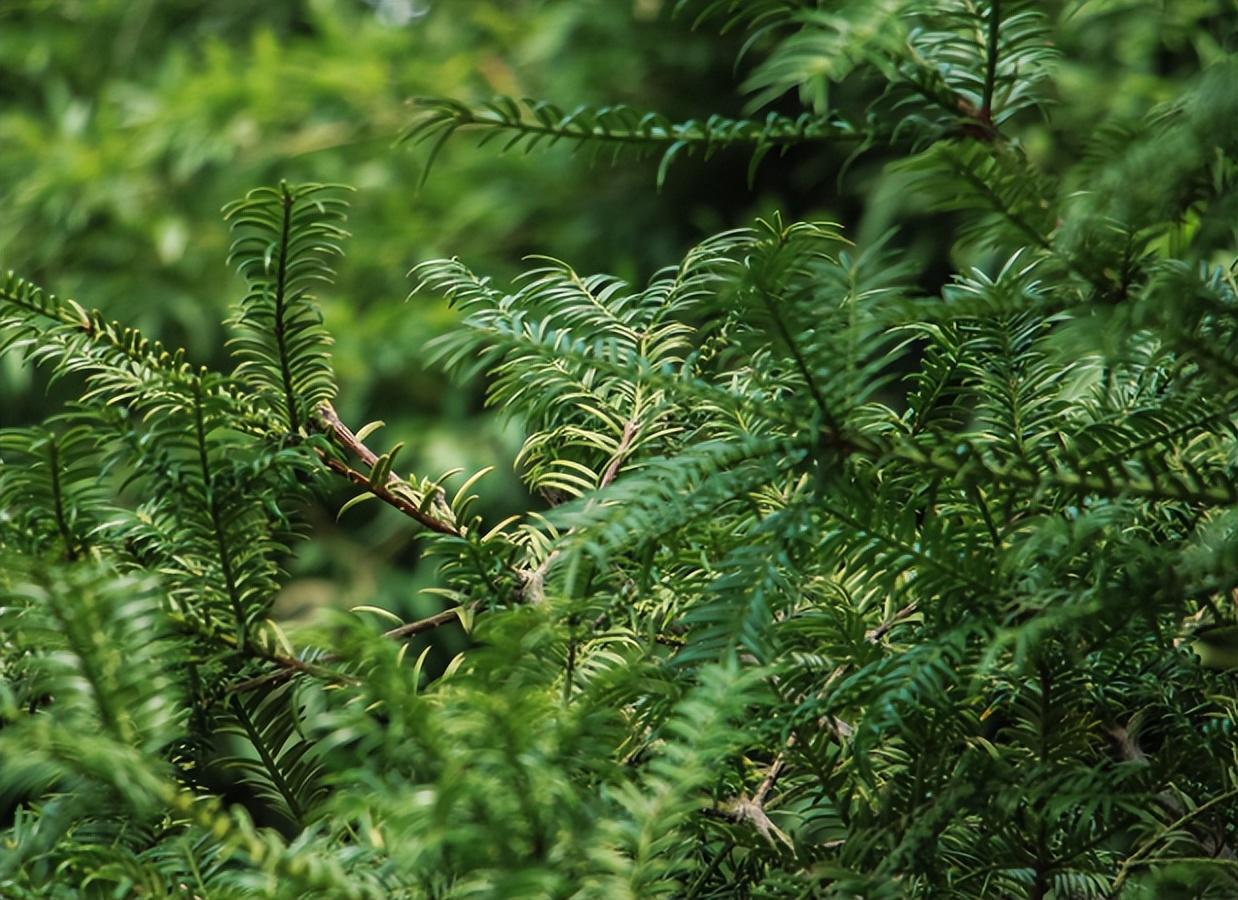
402 97 867 187
405 98 862 153
228 603 475 694
888 438 1238 508
226 657 338 694
383 603 476 640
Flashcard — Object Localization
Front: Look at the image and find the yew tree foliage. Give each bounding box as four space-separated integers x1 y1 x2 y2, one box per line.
4 2 1238 898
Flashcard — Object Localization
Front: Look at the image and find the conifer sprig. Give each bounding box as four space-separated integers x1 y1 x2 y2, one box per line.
224 182 349 435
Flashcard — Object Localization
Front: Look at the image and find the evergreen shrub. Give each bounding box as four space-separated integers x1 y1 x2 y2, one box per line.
3 2 1238 897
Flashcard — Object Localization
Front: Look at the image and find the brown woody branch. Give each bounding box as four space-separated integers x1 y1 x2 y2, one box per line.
166 610 359 694
256 410 643 691
715 750 793 849
865 600 920 643
228 604 474 693
227 402 515 694
228 659 328 694
317 452 459 535
709 665 855 848
599 418 639 489
314 401 460 536
383 603 476 640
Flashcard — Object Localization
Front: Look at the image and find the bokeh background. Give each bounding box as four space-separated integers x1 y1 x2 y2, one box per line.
2 0 1222 642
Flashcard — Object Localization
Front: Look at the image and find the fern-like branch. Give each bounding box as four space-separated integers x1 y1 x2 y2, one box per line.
403 98 861 187
224 182 348 435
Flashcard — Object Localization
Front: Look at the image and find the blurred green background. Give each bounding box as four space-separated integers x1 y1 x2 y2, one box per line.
3 0 1224 638
0 0 765 635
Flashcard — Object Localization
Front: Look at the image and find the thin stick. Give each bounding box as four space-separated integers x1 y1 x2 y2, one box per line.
228 604 473 693
383 604 475 640
316 401 381 468
317 451 459 535
866 600 920 643
315 401 459 534
599 418 639 489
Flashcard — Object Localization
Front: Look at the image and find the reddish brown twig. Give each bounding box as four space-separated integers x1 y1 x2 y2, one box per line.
229 604 475 693
317 452 459 535
718 750 794 849
316 402 379 467
228 661 318 694
599 418 639 489
383 603 476 640
314 402 460 536
865 600 920 643
274 410 642 689
226 645 357 694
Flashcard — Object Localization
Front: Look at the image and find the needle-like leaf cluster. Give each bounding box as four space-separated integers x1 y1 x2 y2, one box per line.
3 3 1238 897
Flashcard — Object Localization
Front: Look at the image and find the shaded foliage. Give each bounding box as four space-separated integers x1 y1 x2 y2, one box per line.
3 2 1238 898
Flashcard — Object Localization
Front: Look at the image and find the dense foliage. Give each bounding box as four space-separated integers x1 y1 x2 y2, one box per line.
0 0 744 623
4 1 1238 897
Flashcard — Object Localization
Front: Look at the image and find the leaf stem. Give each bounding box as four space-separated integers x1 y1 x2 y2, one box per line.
273 185 301 435
193 381 249 645
315 402 460 536
981 0 1001 121
45 436 78 561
